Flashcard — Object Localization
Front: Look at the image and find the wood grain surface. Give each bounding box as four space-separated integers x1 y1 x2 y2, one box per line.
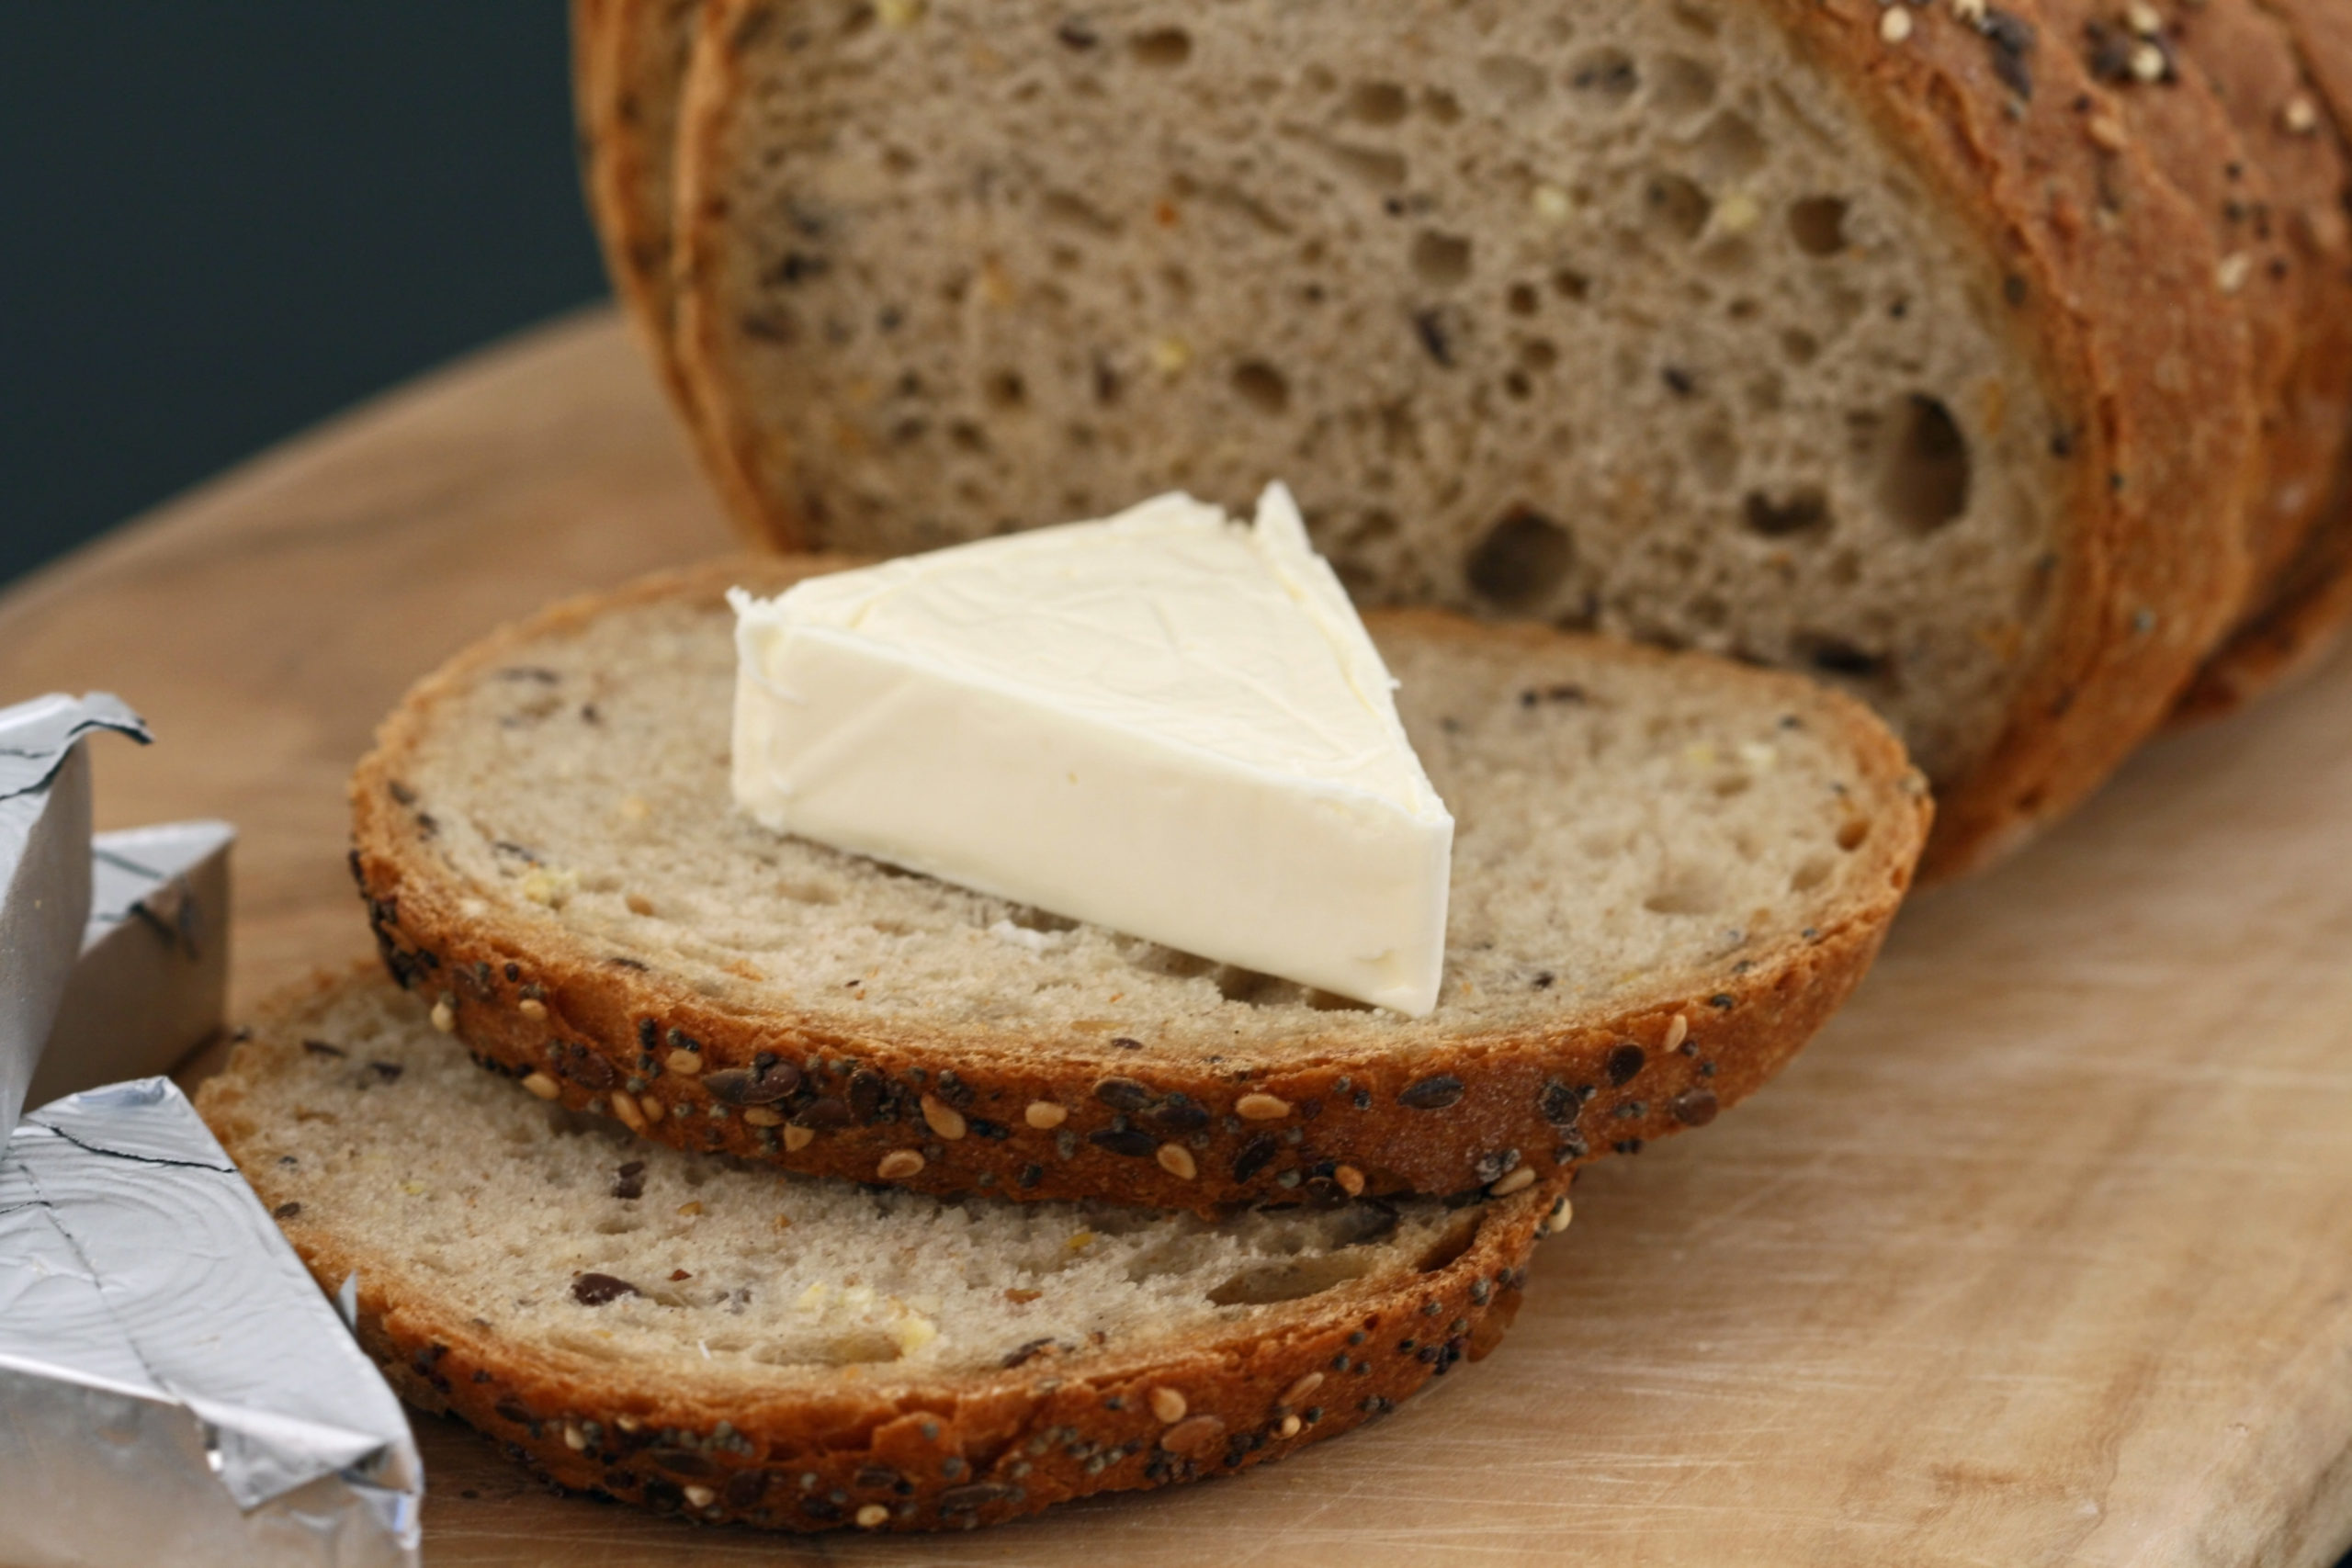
5 309 2348 1567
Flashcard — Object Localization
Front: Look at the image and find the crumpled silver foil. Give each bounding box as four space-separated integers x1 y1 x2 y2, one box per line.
0 1078 423 1568
0 691 151 1141
26 820 235 1111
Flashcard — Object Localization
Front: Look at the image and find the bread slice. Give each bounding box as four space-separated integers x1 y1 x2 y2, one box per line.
2176 0 2352 717
657 0 2257 879
350 558 1928 1212
2029 0 2335 610
573 0 705 431
196 970 1562 1533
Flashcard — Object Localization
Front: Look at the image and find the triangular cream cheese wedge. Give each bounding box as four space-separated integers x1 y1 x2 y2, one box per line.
729 485 1453 1015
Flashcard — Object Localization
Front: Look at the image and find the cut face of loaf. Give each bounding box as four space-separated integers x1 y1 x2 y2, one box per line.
669 0 2256 877
198 971 1558 1533
351 558 1929 1212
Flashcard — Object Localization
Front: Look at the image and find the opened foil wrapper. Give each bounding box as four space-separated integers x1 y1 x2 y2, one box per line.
0 692 423 1565
27 819 237 1113
0 692 149 1140
0 1081 422 1567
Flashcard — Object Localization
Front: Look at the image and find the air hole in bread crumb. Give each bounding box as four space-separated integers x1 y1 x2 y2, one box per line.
1644 871 1723 915
1466 510 1575 609
1507 282 1540 316
1411 231 1474 287
1645 175 1712 242
1881 394 1972 533
1413 1217 1480 1273
1801 635 1894 682
1691 423 1739 489
1837 818 1871 852
1478 55 1547 107
1130 28 1191 66
1789 197 1849 256
1791 853 1835 892
1780 328 1819 366
1421 86 1463 123
1652 53 1718 116
1208 1253 1381 1305
1039 189 1120 235
979 369 1025 412
1231 360 1290 415
1519 337 1557 371
1700 237 1754 275
1212 966 1295 1006
1329 143 1408 189
1553 267 1590 301
1566 48 1639 103
1131 945 1216 982
1742 489 1829 537
753 1333 907 1367
1695 112 1766 179
1348 80 1409 123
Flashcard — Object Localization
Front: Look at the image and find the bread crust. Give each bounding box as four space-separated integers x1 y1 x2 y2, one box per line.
2030 0 2337 624
350 558 1928 1214
2177 0 2352 716
575 0 746 517
198 971 1562 1535
663 0 2255 881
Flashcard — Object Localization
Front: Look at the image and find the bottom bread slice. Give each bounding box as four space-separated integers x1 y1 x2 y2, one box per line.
197 971 1566 1533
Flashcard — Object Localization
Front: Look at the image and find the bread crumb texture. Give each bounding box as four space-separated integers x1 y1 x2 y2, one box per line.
690 0 2064 785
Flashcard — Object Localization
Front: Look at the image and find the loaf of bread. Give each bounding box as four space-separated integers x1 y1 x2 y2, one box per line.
350 557 1928 1212
586 0 2302 879
197 970 1562 1533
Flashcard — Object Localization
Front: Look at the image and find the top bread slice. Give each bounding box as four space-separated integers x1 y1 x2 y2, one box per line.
350 558 1928 1213
655 0 2260 880
198 969 1561 1533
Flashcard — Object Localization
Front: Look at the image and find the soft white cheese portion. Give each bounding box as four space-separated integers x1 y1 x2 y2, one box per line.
729 484 1453 1016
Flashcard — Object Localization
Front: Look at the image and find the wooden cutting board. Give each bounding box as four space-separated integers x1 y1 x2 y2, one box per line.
5 310 2347 1568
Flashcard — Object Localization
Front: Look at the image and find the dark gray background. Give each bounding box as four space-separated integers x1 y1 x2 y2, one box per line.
0 5 606 587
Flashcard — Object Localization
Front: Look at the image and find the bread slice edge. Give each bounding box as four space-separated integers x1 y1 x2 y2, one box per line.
196 967 1562 1534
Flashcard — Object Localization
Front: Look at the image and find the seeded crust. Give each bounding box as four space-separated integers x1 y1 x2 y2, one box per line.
198 970 1558 1534
574 0 712 446
2027 0 2324 604
350 557 1927 1213
661 0 2255 882
2178 0 2352 717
